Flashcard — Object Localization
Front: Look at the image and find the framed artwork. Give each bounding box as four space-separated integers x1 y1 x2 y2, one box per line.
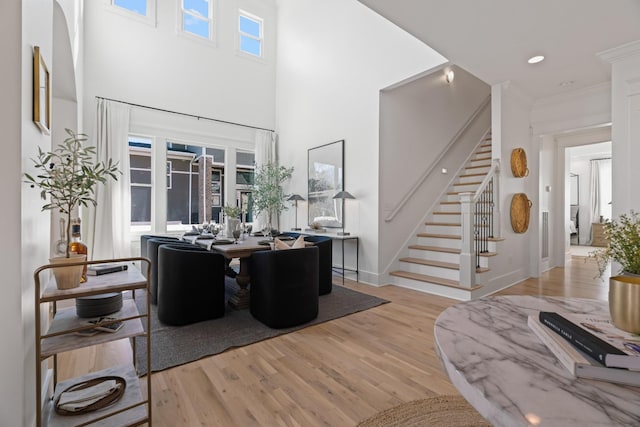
33 46 51 135
307 140 344 228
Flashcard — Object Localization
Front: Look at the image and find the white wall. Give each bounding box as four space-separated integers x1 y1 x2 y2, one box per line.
83 0 277 136
600 41 640 219
378 64 490 274
491 82 535 285
275 0 446 284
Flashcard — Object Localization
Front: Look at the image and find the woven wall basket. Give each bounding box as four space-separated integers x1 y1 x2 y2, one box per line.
510 193 532 233
511 148 529 177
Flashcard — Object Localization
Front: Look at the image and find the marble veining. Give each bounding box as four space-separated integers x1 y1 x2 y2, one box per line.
434 295 640 426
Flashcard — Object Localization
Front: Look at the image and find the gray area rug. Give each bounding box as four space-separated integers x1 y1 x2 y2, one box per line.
134 281 388 375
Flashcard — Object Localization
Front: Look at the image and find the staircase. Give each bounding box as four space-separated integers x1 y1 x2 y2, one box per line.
390 134 502 300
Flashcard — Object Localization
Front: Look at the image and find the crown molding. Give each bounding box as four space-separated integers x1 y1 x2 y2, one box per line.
598 39 640 64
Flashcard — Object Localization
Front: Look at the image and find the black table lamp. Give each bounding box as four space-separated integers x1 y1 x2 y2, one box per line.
332 190 355 236
287 194 305 231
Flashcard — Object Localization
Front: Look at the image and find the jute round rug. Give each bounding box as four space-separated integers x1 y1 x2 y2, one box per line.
357 395 491 427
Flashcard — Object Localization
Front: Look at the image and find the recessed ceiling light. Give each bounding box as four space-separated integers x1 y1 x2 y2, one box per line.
528 55 545 64
559 80 575 87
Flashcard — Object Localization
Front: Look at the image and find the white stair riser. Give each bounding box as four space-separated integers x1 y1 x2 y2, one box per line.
400 263 460 280
437 204 461 213
391 277 472 301
453 183 481 192
429 211 461 222
417 236 461 248
409 249 460 263
458 175 483 184
424 225 461 235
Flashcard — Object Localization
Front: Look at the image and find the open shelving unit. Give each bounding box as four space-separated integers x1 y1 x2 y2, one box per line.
34 257 152 427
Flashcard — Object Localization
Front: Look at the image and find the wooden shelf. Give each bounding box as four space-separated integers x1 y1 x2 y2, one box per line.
35 257 151 427
41 299 144 358
42 364 148 427
41 268 146 303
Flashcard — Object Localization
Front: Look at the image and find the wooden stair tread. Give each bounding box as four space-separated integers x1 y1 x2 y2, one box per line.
399 258 459 270
470 156 492 162
466 164 491 170
425 222 460 226
459 172 486 178
390 271 482 291
475 149 491 155
433 211 460 215
417 233 461 240
478 251 497 257
440 201 461 205
476 267 490 273
408 245 460 254
454 181 482 186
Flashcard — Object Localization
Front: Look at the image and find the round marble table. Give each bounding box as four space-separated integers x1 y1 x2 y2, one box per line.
434 295 640 426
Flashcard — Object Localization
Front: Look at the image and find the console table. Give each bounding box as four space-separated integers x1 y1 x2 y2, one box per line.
434 295 640 426
304 231 359 282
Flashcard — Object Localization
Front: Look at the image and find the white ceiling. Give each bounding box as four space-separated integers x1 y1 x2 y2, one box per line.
357 0 640 101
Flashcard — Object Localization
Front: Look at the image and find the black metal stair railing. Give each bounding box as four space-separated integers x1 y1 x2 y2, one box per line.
474 176 495 269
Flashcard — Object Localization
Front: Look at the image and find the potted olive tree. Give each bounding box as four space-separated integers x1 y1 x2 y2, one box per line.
590 210 640 333
24 129 120 288
251 162 294 235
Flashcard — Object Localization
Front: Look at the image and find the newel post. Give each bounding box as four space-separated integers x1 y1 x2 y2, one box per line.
459 192 475 288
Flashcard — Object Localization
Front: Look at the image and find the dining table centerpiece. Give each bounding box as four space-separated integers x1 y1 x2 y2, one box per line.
591 210 640 333
24 129 120 289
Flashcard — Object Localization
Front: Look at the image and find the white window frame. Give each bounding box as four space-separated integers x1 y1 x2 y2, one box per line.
178 0 215 44
238 10 263 59
108 0 157 27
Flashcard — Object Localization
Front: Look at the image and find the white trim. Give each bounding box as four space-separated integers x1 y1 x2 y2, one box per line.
177 0 216 45
237 9 264 60
107 0 157 27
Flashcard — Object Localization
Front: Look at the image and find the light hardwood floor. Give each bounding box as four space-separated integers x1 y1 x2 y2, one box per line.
57 256 608 426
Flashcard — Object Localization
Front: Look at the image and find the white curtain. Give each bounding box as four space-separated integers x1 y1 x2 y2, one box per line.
253 130 276 231
85 99 131 260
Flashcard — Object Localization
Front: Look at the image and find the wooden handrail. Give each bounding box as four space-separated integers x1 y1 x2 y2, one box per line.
385 95 491 222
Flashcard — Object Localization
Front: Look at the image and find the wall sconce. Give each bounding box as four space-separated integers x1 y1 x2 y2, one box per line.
445 70 455 83
287 194 305 231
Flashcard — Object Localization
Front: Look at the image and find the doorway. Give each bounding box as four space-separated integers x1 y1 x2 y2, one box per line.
566 141 612 258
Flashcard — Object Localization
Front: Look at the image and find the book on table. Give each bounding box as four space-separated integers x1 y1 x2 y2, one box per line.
528 315 640 387
538 311 640 370
86 263 128 276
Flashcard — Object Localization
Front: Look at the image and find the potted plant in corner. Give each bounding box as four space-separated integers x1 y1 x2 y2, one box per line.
24 129 120 289
590 210 640 333
251 162 294 236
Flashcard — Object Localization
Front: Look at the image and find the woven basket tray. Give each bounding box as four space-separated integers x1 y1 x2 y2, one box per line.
54 376 126 416
510 193 532 233
511 148 529 177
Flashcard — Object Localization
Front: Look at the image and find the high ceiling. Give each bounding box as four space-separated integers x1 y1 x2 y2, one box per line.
357 0 640 101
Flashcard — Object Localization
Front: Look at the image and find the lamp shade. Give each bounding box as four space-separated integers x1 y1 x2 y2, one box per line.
287 194 305 201
332 191 355 200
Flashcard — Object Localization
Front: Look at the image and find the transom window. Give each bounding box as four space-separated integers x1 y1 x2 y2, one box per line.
239 11 263 57
113 0 148 17
181 0 213 40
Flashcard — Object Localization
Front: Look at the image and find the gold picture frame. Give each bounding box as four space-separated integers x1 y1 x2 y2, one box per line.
33 46 51 135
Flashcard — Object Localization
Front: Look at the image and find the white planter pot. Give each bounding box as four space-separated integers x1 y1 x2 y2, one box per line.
225 218 241 238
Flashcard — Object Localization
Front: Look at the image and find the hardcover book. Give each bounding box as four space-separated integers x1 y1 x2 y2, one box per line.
86 263 128 276
528 315 640 387
539 311 640 370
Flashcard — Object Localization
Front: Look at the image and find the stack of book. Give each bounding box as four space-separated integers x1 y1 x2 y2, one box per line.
528 311 640 387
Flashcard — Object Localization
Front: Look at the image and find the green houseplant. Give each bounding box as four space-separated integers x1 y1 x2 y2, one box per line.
591 211 640 278
590 210 640 333
24 129 119 287
251 162 294 233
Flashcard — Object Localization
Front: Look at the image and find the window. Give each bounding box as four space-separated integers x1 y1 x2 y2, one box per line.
129 137 152 231
181 0 213 40
238 11 263 57
113 0 149 17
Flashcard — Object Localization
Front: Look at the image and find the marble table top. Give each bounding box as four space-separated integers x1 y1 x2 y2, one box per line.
434 295 640 426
